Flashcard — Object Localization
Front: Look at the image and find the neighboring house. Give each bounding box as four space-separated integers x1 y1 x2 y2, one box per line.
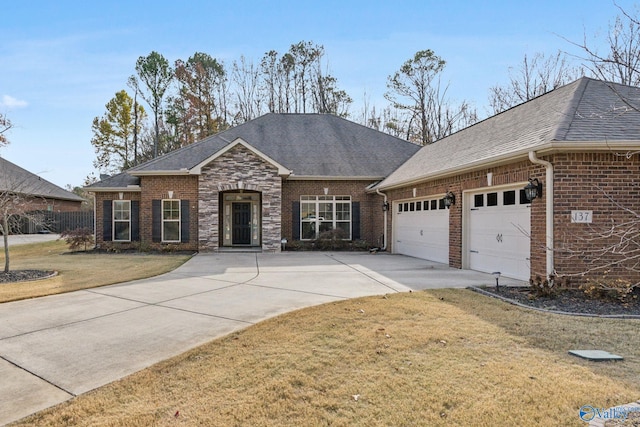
87 77 640 285
86 114 421 252
0 157 85 213
374 77 640 283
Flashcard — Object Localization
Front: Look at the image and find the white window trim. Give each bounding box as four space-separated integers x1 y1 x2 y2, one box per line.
113 200 131 242
162 199 181 243
300 195 352 240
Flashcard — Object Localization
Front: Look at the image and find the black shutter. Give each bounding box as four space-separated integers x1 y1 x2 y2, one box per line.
292 201 300 240
180 200 190 243
102 200 112 241
152 200 161 243
131 201 140 241
352 202 361 240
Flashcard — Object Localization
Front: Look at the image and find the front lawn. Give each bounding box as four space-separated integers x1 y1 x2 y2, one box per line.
15 289 639 426
0 240 191 303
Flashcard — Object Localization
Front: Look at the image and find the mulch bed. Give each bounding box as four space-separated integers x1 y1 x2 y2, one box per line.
478 286 640 317
0 270 56 284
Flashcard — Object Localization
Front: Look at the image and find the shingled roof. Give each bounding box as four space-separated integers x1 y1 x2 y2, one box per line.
0 157 85 202
376 77 640 190
88 114 421 190
134 113 419 177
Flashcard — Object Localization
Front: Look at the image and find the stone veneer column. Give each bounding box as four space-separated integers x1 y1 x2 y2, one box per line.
198 144 282 252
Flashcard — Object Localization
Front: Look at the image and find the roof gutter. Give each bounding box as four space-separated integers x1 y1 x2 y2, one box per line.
375 188 388 250
373 140 640 192
528 151 554 279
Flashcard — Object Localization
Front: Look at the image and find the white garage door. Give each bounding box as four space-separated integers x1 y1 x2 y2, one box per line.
395 198 449 263
468 188 530 281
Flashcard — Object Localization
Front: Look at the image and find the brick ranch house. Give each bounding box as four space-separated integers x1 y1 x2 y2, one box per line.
87 114 420 252
88 77 640 284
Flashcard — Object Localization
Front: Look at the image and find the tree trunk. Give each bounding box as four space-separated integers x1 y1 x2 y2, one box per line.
2 214 9 273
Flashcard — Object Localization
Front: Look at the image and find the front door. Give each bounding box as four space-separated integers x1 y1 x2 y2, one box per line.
232 202 251 245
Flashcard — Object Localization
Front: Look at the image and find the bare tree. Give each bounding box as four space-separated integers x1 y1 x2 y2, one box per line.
258 41 351 115
554 185 640 296
385 50 477 144
232 56 263 124
173 52 229 142
0 113 12 147
0 173 48 273
489 51 584 114
570 3 640 86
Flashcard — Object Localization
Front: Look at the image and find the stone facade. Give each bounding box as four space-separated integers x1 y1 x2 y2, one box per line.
198 144 282 252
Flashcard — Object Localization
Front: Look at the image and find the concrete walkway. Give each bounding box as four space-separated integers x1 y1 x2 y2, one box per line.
0 233 60 247
0 251 523 425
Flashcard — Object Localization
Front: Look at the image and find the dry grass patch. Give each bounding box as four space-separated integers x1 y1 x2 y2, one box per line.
0 240 191 302
15 290 639 427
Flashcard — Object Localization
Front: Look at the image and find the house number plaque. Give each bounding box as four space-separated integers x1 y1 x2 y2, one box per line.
571 210 593 223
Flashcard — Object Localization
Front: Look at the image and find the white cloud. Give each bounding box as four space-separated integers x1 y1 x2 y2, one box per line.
1 95 28 108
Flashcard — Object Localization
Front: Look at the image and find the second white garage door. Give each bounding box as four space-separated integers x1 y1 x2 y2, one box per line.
467 187 531 281
394 198 449 264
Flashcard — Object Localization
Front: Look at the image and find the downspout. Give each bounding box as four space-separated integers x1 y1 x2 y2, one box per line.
528 151 554 278
375 188 388 250
92 193 97 249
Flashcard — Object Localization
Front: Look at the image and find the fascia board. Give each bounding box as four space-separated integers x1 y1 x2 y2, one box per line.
286 175 384 181
84 186 142 192
128 169 190 176
374 140 640 192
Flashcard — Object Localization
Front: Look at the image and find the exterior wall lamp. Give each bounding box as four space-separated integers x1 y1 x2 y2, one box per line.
443 191 455 208
524 178 543 201
382 201 389 211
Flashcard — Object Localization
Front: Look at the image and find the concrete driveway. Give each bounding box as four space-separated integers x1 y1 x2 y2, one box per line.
0 251 523 425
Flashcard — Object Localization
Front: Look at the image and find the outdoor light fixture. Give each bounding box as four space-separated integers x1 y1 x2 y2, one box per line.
524 178 543 201
492 271 501 292
382 201 390 211
443 191 456 208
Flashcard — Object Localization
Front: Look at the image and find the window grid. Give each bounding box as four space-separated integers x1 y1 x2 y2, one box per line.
162 199 181 243
113 200 131 242
300 196 352 240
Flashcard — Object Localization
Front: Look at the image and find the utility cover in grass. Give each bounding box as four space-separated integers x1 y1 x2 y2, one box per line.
568 350 624 361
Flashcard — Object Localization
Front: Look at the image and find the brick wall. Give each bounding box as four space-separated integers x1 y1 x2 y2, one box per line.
94 191 142 250
383 152 640 285
94 175 199 251
552 152 640 285
282 179 385 248
139 175 199 251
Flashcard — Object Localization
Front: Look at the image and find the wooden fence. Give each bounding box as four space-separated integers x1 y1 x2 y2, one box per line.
16 211 95 234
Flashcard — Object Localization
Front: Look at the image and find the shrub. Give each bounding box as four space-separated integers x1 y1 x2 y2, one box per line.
529 274 561 298
60 228 94 252
581 275 637 303
315 228 349 251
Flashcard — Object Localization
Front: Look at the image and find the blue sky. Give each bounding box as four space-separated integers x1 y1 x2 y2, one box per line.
0 0 636 188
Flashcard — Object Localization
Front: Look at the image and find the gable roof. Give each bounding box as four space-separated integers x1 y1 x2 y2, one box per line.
128 113 420 178
0 157 85 202
189 138 291 175
376 77 640 190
